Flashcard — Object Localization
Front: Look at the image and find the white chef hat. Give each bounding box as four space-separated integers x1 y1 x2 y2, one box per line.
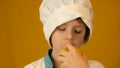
39 0 93 46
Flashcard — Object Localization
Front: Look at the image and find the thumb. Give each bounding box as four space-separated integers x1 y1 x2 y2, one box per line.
74 47 83 55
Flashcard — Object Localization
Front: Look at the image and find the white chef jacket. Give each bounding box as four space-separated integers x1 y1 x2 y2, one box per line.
24 49 104 68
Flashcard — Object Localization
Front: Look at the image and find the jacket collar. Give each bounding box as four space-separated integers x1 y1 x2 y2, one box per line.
44 49 53 68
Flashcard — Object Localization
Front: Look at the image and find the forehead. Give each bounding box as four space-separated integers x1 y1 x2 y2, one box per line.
59 18 86 27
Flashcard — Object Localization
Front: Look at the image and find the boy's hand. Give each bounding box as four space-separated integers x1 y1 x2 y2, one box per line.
55 43 89 68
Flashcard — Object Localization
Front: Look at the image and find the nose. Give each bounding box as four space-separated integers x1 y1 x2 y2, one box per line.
65 31 73 41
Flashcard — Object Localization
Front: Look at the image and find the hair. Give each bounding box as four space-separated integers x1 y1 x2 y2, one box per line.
76 17 90 44
49 36 53 46
49 17 90 46
84 25 90 44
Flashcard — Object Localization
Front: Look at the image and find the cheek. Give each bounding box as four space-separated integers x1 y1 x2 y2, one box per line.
51 32 65 50
74 32 86 46
74 36 84 46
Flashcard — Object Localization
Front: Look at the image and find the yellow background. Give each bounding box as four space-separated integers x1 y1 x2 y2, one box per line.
0 0 120 68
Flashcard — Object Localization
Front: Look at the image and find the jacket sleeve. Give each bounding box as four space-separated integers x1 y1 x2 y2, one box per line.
24 58 45 68
88 60 105 68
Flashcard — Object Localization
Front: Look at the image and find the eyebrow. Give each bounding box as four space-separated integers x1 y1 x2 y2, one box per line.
75 25 83 27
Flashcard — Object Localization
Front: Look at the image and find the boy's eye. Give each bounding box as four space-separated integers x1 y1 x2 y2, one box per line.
74 27 84 34
75 30 82 33
58 26 66 31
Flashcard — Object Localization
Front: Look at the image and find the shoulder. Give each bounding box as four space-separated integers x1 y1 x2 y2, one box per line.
88 60 105 68
24 57 45 68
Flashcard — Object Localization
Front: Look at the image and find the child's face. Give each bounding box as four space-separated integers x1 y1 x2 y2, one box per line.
51 19 86 52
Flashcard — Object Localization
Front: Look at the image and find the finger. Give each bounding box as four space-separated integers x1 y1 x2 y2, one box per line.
56 56 66 63
74 46 83 55
58 50 71 58
65 43 75 53
65 43 82 56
